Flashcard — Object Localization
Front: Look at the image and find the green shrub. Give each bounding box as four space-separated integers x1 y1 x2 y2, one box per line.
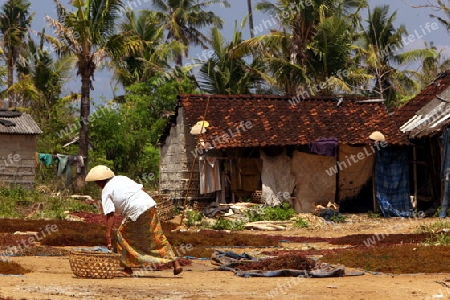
435 206 450 217
432 233 450 245
367 210 382 218
246 202 296 222
31 196 99 220
211 217 246 231
185 210 203 227
293 217 309 228
0 187 45 218
0 187 99 219
418 220 450 245
172 206 181 216
329 214 346 223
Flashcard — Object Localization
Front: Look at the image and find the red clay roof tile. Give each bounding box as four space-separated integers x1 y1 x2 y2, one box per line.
159 94 409 147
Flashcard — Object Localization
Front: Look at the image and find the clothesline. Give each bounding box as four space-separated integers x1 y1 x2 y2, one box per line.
35 152 86 187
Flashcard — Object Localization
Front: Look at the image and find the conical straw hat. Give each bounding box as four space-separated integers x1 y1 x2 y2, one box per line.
85 165 115 182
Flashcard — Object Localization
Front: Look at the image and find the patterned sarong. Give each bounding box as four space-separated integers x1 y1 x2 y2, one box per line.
115 207 176 268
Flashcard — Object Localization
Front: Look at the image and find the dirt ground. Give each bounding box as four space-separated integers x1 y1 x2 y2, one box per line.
1 215 450 300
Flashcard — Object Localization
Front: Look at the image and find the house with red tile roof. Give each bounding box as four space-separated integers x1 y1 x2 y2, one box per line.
158 94 410 214
393 70 450 216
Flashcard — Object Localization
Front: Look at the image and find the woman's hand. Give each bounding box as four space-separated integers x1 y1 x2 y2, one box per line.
105 212 115 250
106 235 112 249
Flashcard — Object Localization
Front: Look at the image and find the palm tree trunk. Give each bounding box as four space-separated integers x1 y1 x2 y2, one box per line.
7 53 14 108
247 0 254 38
79 72 91 182
176 54 183 66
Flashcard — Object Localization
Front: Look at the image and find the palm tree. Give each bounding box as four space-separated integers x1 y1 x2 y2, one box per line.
0 62 6 100
416 41 450 88
247 0 254 38
43 0 126 180
430 0 450 30
151 0 230 65
358 5 436 107
0 0 33 108
255 0 366 69
197 26 262 94
14 30 76 122
413 0 449 31
232 0 368 95
113 9 185 87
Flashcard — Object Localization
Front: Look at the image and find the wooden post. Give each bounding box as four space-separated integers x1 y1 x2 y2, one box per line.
335 144 340 204
412 144 418 211
372 148 378 212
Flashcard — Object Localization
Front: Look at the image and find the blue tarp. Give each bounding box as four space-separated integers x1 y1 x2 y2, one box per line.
440 128 450 218
71 246 111 253
375 146 412 217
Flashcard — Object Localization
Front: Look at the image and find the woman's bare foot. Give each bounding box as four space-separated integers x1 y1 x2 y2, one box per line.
116 267 133 277
173 260 183 275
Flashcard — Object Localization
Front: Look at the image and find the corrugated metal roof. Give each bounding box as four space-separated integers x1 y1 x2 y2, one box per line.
0 113 43 135
400 86 450 138
393 71 450 127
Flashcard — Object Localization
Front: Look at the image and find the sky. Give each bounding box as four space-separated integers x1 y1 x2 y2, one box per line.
22 0 450 102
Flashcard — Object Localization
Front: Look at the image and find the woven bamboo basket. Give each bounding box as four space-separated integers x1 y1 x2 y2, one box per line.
69 250 121 279
251 190 263 203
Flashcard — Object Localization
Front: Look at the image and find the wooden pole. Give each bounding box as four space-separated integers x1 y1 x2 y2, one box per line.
335 144 339 204
372 147 378 212
412 144 418 211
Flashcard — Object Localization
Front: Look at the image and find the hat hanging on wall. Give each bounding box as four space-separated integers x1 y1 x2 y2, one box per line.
190 120 209 135
368 131 385 141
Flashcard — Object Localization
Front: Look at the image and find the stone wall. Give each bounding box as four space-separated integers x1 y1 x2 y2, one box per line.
159 108 201 201
0 134 38 189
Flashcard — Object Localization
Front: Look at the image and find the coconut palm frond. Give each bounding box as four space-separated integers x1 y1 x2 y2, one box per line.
394 48 438 64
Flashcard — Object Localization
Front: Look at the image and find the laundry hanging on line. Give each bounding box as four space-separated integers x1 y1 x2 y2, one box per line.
35 153 85 186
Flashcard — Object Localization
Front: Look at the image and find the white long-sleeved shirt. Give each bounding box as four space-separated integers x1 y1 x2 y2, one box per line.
101 175 156 221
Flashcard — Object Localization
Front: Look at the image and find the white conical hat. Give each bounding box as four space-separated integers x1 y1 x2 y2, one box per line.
369 131 385 141
85 165 115 182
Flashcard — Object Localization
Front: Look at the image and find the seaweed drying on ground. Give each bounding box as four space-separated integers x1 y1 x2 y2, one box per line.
0 218 105 233
0 260 30 275
321 245 450 274
0 245 70 257
262 245 450 274
40 227 105 246
234 254 316 272
259 233 431 246
0 218 280 259
164 229 280 258
327 233 431 246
